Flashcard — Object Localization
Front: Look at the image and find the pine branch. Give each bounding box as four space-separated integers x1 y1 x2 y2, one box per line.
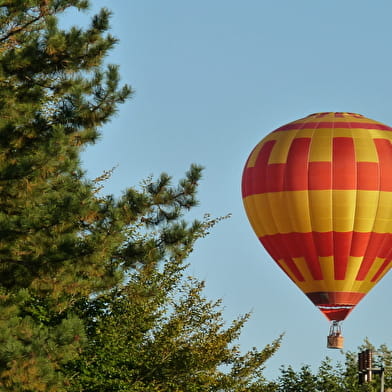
0 13 44 43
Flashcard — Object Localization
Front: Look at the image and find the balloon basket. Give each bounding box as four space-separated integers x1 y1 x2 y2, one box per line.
327 321 344 349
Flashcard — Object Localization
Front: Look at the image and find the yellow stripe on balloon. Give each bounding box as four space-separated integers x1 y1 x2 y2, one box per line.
373 192 392 233
319 256 335 288
356 258 387 291
268 131 298 164
244 128 391 169
244 190 392 237
246 142 265 167
353 133 379 162
366 257 386 282
293 257 317 284
243 193 275 236
290 256 376 294
332 190 356 232
308 190 333 232
353 191 380 232
284 191 312 233
309 132 333 162
371 260 392 284
343 257 364 286
279 259 302 283
302 112 377 123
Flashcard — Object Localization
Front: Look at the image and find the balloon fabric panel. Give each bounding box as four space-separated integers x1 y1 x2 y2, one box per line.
242 112 392 321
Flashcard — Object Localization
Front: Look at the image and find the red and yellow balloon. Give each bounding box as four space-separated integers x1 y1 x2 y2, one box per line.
242 112 392 322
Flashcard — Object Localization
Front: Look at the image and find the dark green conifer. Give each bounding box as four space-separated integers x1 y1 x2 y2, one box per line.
0 2 281 390
0 2 208 389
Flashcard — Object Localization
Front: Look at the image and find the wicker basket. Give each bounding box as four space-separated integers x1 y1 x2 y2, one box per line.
327 335 344 349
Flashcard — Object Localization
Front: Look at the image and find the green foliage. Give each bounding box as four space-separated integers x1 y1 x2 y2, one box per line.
0 1 282 390
0 0 132 300
275 365 317 392
0 1 134 389
270 341 392 392
66 259 281 392
0 288 85 391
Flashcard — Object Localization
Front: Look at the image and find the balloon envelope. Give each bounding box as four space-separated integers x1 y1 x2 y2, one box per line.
242 112 392 321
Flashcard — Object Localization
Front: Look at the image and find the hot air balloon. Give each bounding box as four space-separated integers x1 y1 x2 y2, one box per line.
242 112 392 348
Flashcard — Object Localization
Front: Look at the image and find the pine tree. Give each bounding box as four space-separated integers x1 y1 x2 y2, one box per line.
0 2 283 390
0 1 210 390
0 0 131 298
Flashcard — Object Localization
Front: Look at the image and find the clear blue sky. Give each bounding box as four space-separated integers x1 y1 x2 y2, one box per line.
67 0 392 379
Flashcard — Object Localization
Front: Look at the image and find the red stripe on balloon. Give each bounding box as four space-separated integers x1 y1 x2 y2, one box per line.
260 235 283 263
333 138 356 189
350 232 372 257
357 162 379 190
275 232 324 280
308 162 332 190
274 122 392 132
313 231 334 257
284 138 311 191
265 163 285 192
356 232 392 280
333 232 353 280
319 308 353 321
260 232 367 260
260 233 325 280
378 234 392 258
254 140 275 168
375 139 392 191
306 291 365 305
306 291 366 321
242 162 385 195
260 232 392 282
242 137 392 199
260 236 305 281
241 140 275 196
371 259 392 282
297 233 323 279
242 142 387 198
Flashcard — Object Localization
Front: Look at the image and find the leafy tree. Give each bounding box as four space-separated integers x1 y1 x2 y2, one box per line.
275 365 317 392
271 341 392 392
356 339 392 392
316 357 346 392
66 257 281 392
0 1 281 390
